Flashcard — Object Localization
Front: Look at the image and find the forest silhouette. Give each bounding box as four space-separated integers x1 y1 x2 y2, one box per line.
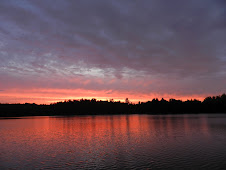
0 94 226 117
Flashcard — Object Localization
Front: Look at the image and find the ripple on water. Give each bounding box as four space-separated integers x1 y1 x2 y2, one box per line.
0 114 226 169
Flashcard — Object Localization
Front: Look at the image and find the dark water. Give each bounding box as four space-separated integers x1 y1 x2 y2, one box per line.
0 114 226 169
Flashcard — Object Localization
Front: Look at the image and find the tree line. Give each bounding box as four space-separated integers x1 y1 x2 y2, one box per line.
0 94 226 117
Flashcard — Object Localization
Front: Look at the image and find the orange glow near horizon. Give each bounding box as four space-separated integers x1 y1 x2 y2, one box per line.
0 88 208 104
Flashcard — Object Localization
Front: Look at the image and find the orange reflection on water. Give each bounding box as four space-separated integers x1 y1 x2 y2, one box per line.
0 115 210 143
0 114 217 169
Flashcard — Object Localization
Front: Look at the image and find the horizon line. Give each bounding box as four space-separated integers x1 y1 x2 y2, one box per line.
1 93 225 105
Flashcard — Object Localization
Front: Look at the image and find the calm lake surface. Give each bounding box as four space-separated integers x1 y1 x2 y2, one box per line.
0 114 226 169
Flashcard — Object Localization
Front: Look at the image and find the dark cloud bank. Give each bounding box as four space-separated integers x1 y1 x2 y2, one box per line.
0 0 226 98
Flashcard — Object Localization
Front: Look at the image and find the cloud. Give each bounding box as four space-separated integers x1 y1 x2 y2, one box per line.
0 0 226 102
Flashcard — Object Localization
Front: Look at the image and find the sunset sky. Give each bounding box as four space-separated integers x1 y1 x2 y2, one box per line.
0 0 226 104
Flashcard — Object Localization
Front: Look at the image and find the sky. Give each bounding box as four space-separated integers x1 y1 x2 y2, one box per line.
0 0 226 104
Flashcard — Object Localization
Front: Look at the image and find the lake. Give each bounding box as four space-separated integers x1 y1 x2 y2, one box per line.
0 114 226 169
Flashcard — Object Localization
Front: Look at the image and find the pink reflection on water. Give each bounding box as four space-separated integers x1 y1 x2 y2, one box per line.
0 115 220 169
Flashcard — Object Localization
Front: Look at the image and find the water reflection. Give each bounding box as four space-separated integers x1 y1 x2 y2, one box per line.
0 114 226 169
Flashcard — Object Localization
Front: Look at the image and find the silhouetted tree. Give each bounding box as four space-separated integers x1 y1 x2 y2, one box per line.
1 94 226 117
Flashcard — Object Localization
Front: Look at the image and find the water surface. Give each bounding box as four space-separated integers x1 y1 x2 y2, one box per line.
0 114 226 169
